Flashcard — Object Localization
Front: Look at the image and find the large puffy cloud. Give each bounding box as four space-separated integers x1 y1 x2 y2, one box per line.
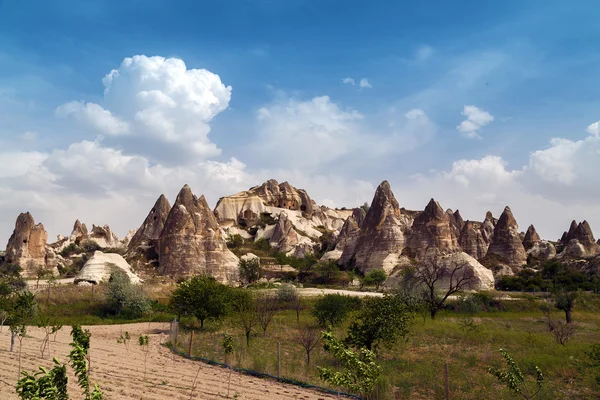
255 95 436 171
56 55 232 163
401 128 600 240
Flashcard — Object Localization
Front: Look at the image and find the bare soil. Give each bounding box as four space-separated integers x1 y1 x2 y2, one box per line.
0 323 341 399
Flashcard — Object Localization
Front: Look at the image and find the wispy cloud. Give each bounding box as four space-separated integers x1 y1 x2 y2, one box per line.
359 78 372 88
342 77 355 85
456 105 494 139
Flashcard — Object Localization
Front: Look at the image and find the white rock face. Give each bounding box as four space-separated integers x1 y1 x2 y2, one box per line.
75 251 141 285
527 240 556 261
435 252 495 290
241 253 260 264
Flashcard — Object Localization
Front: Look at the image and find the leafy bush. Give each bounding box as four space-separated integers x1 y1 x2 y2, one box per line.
226 234 244 249
253 238 271 253
105 271 150 318
345 294 413 351
59 243 82 258
276 283 298 303
259 213 276 227
497 261 600 292
312 294 361 327
80 240 102 253
170 275 231 328
361 269 387 290
239 258 261 284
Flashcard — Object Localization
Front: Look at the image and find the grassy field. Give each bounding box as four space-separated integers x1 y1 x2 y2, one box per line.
31 284 600 399
172 298 600 400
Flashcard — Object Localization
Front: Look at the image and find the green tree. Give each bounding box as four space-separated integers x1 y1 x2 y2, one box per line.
345 294 413 351
239 258 261 284
361 270 387 290
554 289 577 324
311 294 360 327
170 275 231 329
318 329 381 396
488 348 544 400
231 289 257 346
226 234 244 249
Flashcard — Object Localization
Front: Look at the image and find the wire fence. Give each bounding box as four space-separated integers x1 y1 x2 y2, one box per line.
168 320 362 399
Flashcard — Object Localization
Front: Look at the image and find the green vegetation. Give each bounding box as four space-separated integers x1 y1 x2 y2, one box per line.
488 348 544 400
105 270 150 317
239 257 261 284
497 260 600 292
16 325 103 400
311 293 361 327
170 275 231 328
361 269 387 290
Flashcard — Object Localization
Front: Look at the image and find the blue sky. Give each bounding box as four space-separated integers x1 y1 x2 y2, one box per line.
1 0 600 245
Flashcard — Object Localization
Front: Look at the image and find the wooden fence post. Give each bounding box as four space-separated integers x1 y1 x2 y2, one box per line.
188 330 195 357
277 342 281 379
444 363 449 400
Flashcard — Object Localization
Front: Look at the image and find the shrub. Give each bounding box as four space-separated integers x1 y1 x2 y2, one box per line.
80 240 102 253
312 294 361 327
361 269 387 290
276 283 298 303
170 275 231 328
239 258 261 284
253 238 271 253
60 243 82 258
226 234 244 249
105 270 150 317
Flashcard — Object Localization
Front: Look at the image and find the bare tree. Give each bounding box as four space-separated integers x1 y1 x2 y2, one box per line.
406 253 474 320
543 305 577 346
294 324 320 366
256 293 278 335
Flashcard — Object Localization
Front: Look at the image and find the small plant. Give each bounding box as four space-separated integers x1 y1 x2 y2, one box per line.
457 317 478 333
138 335 150 381
585 343 600 385
69 325 103 400
222 332 234 398
294 324 320 366
488 348 544 400
318 329 382 395
239 258 261 285
15 358 68 400
256 293 278 335
542 306 577 346
117 331 131 352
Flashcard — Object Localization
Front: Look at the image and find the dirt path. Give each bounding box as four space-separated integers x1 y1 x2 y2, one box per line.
0 323 342 399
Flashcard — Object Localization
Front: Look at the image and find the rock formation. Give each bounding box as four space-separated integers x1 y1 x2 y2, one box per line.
485 206 527 267
330 208 365 265
214 179 316 226
527 241 557 262
75 251 141 285
158 184 239 282
482 211 496 244
4 212 54 277
447 209 465 239
406 199 459 260
69 220 88 244
269 212 315 257
344 181 412 274
128 194 172 254
522 225 541 250
559 220 600 258
458 221 489 260
88 225 120 248
434 252 495 291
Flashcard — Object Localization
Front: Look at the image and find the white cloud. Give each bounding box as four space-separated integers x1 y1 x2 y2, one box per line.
255 97 435 171
57 55 232 163
56 101 130 135
359 78 372 88
586 121 599 137
456 105 494 139
342 77 355 85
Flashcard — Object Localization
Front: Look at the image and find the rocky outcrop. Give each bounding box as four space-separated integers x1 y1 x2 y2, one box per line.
485 206 527 267
5 212 54 277
74 251 141 285
158 184 239 282
482 211 496 244
344 181 412 274
527 241 557 262
522 225 541 250
434 252 495 291
447 209 465 239
269 212 315 257
384 252 494 291
69 220 88 244
128 194 172 254
458 221 489 260
214 179 316 226
406 199 459 260
559 221 600 258
88 225 120 248
334 208 365 265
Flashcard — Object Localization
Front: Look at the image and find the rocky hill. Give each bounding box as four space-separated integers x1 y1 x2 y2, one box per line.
2 179 599 288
